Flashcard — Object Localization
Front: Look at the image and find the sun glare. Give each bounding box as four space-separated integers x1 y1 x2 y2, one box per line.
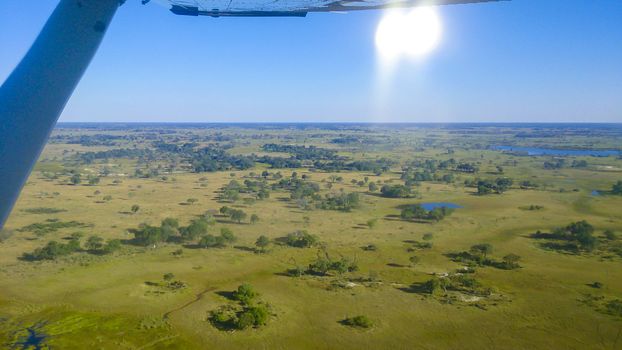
375 7 443 60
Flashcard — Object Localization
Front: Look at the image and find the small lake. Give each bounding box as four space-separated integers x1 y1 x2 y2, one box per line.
494 146 620 157
420 202 463 210
591 190 601 196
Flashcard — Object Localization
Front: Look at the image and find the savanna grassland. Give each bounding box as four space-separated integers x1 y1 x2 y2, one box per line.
1 123 622 349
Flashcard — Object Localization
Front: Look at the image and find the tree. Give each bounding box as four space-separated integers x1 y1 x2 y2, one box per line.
85 235 104 251
285 230 318 248
103 239 121 254
220 206 232 217
220 228 236 244
186 198 198 205
409 255 420 266
23 240 80 261
380 184 412 198
199 234 225 248
470 243 493 260
612 181 622 195
502 253 521 269
368 182 378 192
235 305 269 329
366 219 378 229
604 230 618 241
88 176 100 185
161 217 179 228
163 273 175 281
70 174 81 185
342 315 373 329
232 284 258 305
231 209 247 223
255 235 270 252
70 232 84 241
131 224 168 246
180 219 209 242
131 204 140 214
250 214 260 225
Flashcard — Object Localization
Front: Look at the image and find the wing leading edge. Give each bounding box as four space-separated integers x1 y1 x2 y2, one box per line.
164 0 504 17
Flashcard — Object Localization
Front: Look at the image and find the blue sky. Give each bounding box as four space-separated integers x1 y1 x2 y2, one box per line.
1 0 621 122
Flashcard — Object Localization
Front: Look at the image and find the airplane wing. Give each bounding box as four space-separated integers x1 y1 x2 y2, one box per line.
160 0 504 17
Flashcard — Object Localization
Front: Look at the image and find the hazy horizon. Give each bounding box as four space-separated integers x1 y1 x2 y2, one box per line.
2 0 621 123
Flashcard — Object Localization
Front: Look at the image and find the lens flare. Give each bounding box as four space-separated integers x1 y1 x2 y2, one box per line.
375 7 443 60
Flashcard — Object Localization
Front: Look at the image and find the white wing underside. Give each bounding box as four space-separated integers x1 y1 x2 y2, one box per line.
157 0 502 16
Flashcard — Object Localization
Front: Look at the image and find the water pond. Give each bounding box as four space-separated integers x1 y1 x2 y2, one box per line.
494 146 620 157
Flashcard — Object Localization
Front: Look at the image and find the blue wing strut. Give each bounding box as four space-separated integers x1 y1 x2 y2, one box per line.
0 0 120 229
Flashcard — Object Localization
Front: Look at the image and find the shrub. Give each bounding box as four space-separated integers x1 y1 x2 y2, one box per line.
342 315 373 329
232 284 258 305
235 305 269 329
285 230 318 248
380 184 413 198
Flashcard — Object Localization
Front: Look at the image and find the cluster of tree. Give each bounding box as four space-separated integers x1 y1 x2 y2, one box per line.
76 148 154 164
84 235 121 255
257 156 303 169
316 192 360 211
220 179 270 202
220 206 253 223
255 235 271 253
455 163 479 173
314 158 394 174
543 158 566 170
18 219 91 237
160 272 187 291
198 228 237 248
400 204 453 222
131 221 175 246
153 141 198 154
51 133 124 147
307 255 358 276
417 274 492 297
22 239 80 261
531 220 598 252
261 144 339 160
380 184 415 198
612 181 622 195
447 243 521 270
21 234 121 261
401 168 455 185
131 217 212 246
406 158 457 172
469 177 513 195
519 180 539 189
285 230 318 248
272 177 320 201
209 284 270 330
191 146 255 172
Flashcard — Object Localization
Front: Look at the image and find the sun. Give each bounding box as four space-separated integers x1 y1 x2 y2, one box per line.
375 7 443 60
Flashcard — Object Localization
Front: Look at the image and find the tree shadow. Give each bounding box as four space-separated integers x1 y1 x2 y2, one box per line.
387 263 407 268
233 245 256 253
215 290 236 301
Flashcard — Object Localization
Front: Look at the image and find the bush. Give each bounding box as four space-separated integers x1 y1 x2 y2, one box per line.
236 305 269 329
606 299 622 317
23 240 80 261
342 315 373 329
380 184 413 198
232 284 258 305
285 230 318 248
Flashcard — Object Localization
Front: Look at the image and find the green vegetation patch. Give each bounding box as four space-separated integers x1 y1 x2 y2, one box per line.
21 207 68 215
18 219 91 237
